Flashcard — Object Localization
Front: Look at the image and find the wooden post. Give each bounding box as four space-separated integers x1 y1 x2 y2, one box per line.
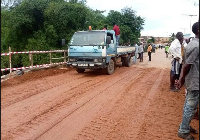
49 52 52 64
9 46 12 77
64 51 66 62
29 53 33 66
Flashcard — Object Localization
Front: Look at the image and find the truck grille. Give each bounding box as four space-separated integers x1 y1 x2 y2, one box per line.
77 58 93 62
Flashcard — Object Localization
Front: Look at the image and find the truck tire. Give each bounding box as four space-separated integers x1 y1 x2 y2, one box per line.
124 55 131 67
76 68 85 73
121 57 126 66
103 59 115 75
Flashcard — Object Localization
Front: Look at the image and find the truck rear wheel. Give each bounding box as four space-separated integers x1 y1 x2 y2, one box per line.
76 68 85 73
124 55 131 67
121 57 127 66
103 59 115 75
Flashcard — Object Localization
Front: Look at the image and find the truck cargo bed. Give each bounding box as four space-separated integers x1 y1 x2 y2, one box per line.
117 46 135 55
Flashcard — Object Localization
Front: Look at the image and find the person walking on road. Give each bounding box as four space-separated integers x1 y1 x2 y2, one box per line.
169 32 184 92
147 44 152 61
177 22 199 140
165 44 170 58
138 42 144 62
113 23 120 46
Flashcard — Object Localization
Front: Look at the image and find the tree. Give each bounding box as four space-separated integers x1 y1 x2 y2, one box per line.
106 7 145 45
1 1 145 69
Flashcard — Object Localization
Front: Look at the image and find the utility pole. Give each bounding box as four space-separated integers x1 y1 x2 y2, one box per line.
194 2 199 21
182 14 197 33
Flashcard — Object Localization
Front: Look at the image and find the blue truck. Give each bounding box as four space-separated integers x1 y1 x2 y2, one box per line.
66 29 136 75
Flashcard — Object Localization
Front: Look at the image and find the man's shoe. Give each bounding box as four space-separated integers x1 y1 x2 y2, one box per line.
178 132 189 139
178 132 196 140
190 126 198 134
170 88 179 92
193 111 199 120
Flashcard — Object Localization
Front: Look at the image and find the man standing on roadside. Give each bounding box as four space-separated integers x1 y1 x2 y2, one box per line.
177 22 199 140
169 32 184 92
113 23 120 46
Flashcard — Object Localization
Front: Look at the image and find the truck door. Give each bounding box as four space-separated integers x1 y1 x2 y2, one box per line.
106 33 116 58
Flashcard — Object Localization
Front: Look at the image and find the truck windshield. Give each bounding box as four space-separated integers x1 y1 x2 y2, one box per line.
70 32 106 46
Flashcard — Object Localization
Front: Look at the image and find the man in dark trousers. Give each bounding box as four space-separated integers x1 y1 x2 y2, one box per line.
177 22 199 140
169 32 184 92
147 44 152 61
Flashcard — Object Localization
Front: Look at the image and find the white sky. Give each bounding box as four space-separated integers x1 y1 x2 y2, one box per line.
86 0 199 37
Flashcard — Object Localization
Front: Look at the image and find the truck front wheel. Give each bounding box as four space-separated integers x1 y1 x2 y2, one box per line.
76 68 85 73
103 59 115 75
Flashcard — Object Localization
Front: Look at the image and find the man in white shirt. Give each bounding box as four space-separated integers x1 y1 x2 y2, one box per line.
169 32 184 92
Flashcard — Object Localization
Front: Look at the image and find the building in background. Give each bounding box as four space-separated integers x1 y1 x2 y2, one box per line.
138 36 170 45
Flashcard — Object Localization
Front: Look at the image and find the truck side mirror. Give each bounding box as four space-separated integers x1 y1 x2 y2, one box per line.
106 36 111 44
61 39 66 46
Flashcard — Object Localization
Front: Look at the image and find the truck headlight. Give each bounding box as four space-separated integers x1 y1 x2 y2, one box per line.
94 58 102 62
94 59 98 62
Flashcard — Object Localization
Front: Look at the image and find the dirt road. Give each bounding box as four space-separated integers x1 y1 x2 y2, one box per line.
1 49 199 140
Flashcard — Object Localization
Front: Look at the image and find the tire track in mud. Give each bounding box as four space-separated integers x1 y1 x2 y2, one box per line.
71 68 162 140
1 66 143 140
1 71 105 140
1 70 82 108
3 66 145 140
136 71 199 140
35 67 150 140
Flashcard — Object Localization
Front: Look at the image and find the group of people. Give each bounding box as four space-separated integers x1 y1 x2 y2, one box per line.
134 42 144 62
103 21 199 140
134 43 152 63
168 22 199 140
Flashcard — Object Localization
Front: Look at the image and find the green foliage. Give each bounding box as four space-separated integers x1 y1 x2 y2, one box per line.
106 7 144 45
1 1 145 70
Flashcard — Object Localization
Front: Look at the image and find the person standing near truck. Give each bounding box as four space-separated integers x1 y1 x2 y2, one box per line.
138 42 144 62
113 23 120 46
133 42 139 64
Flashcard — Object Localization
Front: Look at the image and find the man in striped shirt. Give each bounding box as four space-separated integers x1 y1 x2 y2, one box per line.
177 22 199 140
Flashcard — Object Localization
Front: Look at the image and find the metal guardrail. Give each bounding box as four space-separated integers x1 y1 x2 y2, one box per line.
1 47 68 75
